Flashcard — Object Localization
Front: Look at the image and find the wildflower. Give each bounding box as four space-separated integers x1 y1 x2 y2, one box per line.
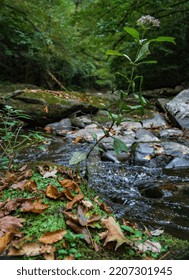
137 15 160 28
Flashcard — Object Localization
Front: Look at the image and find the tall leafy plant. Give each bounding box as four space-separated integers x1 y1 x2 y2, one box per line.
106 15 175 112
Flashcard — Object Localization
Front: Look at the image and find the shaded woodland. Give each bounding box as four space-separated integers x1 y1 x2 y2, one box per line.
0 0 189 91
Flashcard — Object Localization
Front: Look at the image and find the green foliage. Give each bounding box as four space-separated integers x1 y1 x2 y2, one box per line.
0 105 46 172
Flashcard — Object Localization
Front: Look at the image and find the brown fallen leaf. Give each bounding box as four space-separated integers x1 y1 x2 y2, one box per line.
59 179 80 193
73 136 85 144
81 200 94 210
0 198 34 218
21 200 48 213
66 220 91 244
46 185 60 199
39 229 67 244
8 242 54 257
62 188 74 200
0 215 24 233
77 205 101 227
11 180 37 192
64 211 78 223
94 196 112 214
101 216 131 250
134 240 161 253
0 232 13 254
43 246 55 260
66 194 84 210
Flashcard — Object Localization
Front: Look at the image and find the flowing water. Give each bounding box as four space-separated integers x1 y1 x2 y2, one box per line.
17 135 189 240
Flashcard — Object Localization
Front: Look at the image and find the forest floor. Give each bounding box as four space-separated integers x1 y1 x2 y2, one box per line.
0 162 189 260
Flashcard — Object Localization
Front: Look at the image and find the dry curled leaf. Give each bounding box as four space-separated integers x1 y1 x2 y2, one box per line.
0 215 24 233
66 194 84 210
21 200 48 213
45 185 60 200
8 242 54 257
43 170 57 179
66 220 91 244
59 179 80 193
134 240 161 253
0 232 14 254
101 216 131 250
39 229 67 244
11 180 37 192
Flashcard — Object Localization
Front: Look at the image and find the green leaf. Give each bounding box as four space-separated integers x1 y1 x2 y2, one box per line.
106 50 124 56
121 225 135 233
135 42 150 62
69 151 87 165
124 27 139 40
113 137 128 155
137 60 157 65
151 36 176 45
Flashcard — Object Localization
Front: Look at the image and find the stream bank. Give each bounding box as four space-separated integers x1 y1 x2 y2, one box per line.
13 88 189 241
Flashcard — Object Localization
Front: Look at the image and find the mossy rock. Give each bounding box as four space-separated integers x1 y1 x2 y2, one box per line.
0 86 109 126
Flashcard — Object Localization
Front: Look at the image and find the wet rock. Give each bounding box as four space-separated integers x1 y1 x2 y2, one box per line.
101 150 129 163
120 121 142 131
99 135 135 151
135 129 160 142
45 118 72 135
164 157 189 169
159 128 183 138
71 116 92 128
165 89 189 130
71 124 104 142
131 142 171 167
142 113 167 129
162 142 189 158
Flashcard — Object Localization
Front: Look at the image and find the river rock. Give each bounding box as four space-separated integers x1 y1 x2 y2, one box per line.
45 118 72 135
165 89 189 130
135 129 160 142
142 113 167 128
164 157 189 169
162 142 189 158
99 135 135 152
71 124 104 142
71 115 92 128
159 128 183 138
101 150 129 163
131 142 171 167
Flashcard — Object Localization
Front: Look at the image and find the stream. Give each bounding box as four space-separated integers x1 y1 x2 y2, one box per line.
17 134 189 240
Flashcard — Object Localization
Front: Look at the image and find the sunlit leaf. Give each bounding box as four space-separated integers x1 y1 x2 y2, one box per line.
45 185 60 199
101 217 131 250
124 27 139 39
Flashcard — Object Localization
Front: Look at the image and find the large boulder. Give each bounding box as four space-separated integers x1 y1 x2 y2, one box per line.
0 87 107 126
165 89 189 130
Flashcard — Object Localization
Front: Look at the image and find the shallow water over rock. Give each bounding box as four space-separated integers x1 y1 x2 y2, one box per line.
17 135 189 240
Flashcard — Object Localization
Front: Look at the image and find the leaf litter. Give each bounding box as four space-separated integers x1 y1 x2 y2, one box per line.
0 163 164 259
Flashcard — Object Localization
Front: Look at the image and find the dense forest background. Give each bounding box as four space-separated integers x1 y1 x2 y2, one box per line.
0 0 189 91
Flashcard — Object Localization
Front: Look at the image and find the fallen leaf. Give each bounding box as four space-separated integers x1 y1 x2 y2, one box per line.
73 136 85 144
144 155 153 160
94 196 112 214
11 180 37 192
39 229 67 244
8 242 54 257
0 232 13 254
66 220 91 244
62 189 74 200
64 211 78 223
43 170 57 179
150 229 164 236
46 185 60 199
66 194 84 210
63 255 75 260
0 198 33 218
134 240 161 253
0 216 24 233
101 216 131 250
43 246 55 260
59 179 80 193
81 200 94 210
21 200 48 213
